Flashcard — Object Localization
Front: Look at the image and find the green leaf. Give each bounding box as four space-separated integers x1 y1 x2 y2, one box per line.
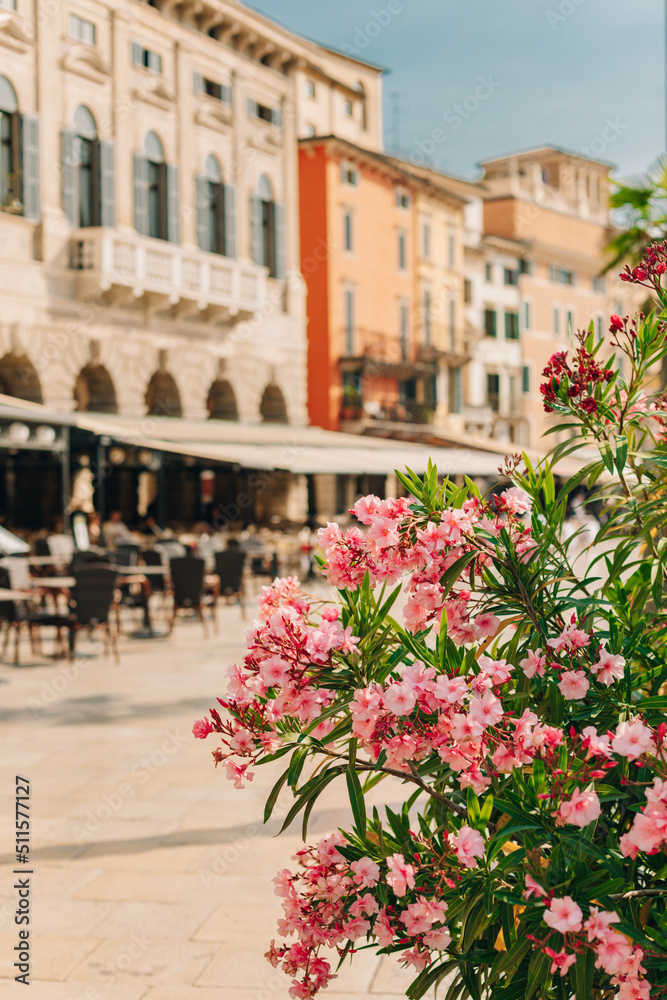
346 765 367 834
264 764 291 823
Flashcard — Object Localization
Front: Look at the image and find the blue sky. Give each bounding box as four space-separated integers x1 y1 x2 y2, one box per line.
246 0 663 181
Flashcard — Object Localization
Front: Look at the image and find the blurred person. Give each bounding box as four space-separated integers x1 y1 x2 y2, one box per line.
102 510 130 547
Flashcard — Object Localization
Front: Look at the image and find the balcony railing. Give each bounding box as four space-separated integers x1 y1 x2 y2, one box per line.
70 228 267 320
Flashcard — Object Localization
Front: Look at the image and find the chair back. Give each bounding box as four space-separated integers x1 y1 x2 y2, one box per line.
0 564 19 621
214 550 246 596
70 549 113 572
142 549 166 591
170 556 205 606
34 537 51 557
70 567 118 626
115 543 139 567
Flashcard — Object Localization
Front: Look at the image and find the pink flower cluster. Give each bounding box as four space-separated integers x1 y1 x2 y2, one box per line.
266 835 457 997
526 888 651 992
620 777 667 859
318 490 535 636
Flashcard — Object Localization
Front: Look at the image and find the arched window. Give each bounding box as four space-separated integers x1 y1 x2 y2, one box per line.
74 106 97 228
145 369 182 417
133 131 179 242
250 175 285 279
62 106 113 229
260 383 288 423
0 353 43 405
74 363 118 413
207 379 238 420
195 155 235 257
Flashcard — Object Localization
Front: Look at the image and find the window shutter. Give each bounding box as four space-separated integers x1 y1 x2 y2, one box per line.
193 71 204 94
20 114 40 221
221 84 232 105
133 152 149 235
166 163 180 243
271 108 282 128
250 195 263 265
223 183 236 258
273 201 285 280
61 127 78 228
147 51 162 74
130 41 143 66
247 97 257 119
98 140 115 228
195 175 210 251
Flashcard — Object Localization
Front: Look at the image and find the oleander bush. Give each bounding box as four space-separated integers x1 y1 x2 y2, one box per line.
194 247 667 1000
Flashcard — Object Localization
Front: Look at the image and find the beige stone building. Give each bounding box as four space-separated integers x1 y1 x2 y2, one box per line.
0 0 382 427
479 147 640 446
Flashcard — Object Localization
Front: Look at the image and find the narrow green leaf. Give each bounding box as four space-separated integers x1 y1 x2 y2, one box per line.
346 765 367 834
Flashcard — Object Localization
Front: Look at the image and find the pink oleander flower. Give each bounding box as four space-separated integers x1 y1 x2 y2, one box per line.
350 857 380 887
585 907 620 942
450 825 485 868
468 690 503 728
230 727 255 753
499 486 532 515
433 675 469 705
619 832 640 859
475 613 500 637
423 926 452 950
192 717 214 738
558 669 590 701
478 655 514 684
548 622 590 653
367 515 401 550
383 681 417 717
543 896 583 933
385 853 415 897
352 494 381 525
399 896 448 935
594 930 633 974
225 761 254 789
523 874 547 899
611 719 653 760
519 647 546 678
545 948 577 977
581 725 613 758
558 785 601 827
591 646 626 686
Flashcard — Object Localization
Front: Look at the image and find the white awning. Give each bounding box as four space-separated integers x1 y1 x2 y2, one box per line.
0 395 585 477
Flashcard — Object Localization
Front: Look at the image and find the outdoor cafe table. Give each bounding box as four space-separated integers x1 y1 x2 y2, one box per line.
0 588 35 600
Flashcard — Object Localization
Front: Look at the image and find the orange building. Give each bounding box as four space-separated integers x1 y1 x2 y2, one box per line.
299 135 467 434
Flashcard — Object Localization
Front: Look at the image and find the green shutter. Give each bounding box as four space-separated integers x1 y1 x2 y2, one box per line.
193 71 204 94
98 140 115 227
20 114 40 221
250 195 263 265
130 41 143 66
133 152 149 235
273 201 285 279
61 127 78 227
147 51 162 74
195 175 210 251
223 183 236 258
247 97 257 119
166 164 179 243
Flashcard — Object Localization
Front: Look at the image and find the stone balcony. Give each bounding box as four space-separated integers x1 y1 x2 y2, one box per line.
70 228 267 322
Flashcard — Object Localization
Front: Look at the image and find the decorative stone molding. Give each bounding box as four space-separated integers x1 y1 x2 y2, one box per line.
0 10 33 52
61 41 111 83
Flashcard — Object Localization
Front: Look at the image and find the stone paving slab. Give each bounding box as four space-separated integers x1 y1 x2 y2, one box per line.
0 607 432 999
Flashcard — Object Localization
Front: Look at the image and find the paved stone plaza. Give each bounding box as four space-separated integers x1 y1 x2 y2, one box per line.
0 602 429 1000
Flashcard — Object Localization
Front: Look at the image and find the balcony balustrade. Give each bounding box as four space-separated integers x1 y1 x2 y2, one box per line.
70 228 267 322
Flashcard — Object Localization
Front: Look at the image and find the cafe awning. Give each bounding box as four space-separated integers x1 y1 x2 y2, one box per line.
0 394 579 478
